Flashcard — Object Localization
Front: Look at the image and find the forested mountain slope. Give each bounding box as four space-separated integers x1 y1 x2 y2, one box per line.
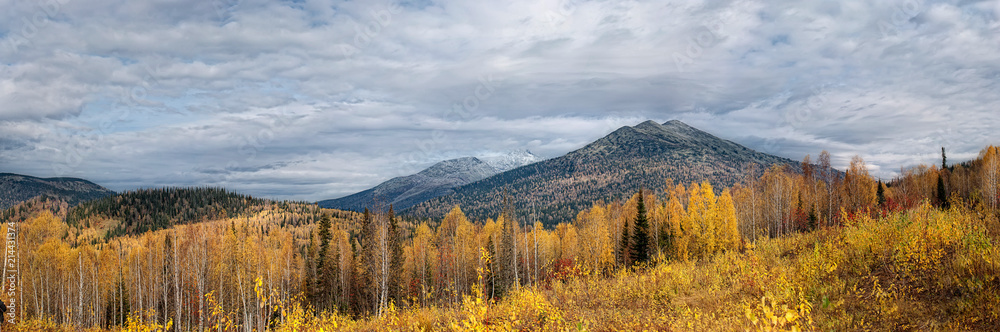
407 120 801 225
66 187 288 237
319 151 541 212
0 173 114 210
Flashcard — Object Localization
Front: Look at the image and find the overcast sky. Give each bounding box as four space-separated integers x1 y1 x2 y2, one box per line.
1 0 998 201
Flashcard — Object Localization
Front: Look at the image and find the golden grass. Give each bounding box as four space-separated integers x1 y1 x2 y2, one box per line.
264 203 999 331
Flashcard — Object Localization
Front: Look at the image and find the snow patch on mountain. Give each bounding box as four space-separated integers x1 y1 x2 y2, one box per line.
318 150 542 212
478 150 542 172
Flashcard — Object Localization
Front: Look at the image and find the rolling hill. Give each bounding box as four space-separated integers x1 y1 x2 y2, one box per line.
318 150 541 212
65 187 275 236
406 120 803 225
0 173 115 210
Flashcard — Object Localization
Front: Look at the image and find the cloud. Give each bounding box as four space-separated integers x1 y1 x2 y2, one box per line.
1 0 998 201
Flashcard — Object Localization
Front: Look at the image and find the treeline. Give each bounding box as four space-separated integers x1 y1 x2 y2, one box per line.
0 194 70 222
66 187 269 237
301 146 1000 318
889 146 1000 212
4 200 361 331
3 146 999 331
731 147 1000 242
300 181 741 318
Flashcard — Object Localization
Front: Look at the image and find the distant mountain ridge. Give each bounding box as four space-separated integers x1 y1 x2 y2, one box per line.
405 120 803 225
318 151 542 212
0 173 115 210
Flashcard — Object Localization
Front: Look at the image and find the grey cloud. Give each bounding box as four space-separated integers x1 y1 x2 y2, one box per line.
1 0 998 200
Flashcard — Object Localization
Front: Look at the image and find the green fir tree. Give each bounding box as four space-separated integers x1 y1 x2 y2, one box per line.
631 189 651 265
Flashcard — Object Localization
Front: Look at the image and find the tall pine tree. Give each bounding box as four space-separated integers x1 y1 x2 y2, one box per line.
631 189 650 265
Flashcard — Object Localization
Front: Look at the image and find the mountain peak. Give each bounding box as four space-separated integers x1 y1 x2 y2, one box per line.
408 120 800 225
663 119 688 126
416 156 490 178
630 120 664 135
661 119 698 132
319 150 541 212
636 119 663 128
582 119 722 157
613 120 697 138
479 150 542 172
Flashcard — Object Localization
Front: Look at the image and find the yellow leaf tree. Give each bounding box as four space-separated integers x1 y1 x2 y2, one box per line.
668 189 689 261
716 188 741 251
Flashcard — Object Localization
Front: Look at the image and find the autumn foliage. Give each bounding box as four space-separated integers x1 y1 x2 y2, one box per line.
3 146 1000 331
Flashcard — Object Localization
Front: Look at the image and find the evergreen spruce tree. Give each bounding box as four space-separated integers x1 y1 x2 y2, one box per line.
939 147 950 209
619 217 631 266
942 147 947 170
388 205 404 305
937 174 949 209
356 208 373 314
631 189 651 265
876 180 886 207
808 206 818 231
485 235 497 299
313 213 334 310
317 213 332 270
306 232 319 305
